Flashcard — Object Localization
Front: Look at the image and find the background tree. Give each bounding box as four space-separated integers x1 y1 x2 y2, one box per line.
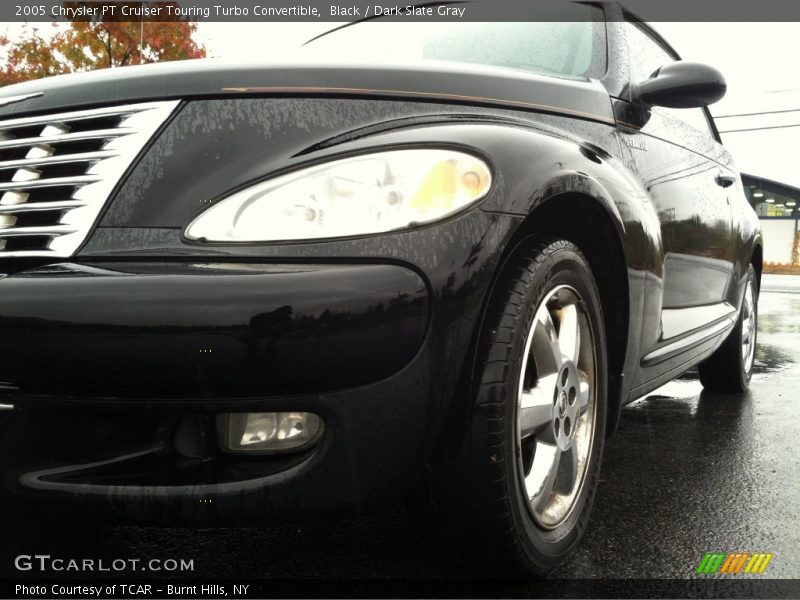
0 2 206 86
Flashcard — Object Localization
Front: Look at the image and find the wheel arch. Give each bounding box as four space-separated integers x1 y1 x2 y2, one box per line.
492 191 631 437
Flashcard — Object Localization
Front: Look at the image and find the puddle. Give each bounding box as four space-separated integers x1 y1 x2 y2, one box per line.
752 343 795 374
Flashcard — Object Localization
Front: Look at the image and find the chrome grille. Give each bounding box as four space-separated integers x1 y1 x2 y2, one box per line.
0 101 179 257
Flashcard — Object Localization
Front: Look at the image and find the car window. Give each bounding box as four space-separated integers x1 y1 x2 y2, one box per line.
307 4 607 79
625 20 716 138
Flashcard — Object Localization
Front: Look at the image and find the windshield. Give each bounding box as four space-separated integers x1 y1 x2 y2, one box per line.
306 5 607 79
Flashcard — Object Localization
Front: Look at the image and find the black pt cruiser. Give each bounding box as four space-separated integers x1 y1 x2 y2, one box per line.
0 4 761 574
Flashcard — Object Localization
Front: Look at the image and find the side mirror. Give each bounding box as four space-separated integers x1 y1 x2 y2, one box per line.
634 61 726 109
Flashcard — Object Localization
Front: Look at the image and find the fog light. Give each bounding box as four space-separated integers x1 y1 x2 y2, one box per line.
217 412 323 454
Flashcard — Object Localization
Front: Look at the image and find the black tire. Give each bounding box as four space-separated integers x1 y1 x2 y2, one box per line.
698 264 758 393
411 237 607 576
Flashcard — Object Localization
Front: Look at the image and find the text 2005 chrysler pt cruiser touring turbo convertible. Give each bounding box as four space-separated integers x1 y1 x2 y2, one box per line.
0 6 761 574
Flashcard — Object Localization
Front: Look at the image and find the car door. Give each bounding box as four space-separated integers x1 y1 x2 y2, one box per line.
616 19 737 389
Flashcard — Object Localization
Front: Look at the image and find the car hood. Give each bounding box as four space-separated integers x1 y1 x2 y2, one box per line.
0 58 614 125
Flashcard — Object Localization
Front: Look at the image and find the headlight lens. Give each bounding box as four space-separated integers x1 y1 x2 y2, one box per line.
185 149 492 242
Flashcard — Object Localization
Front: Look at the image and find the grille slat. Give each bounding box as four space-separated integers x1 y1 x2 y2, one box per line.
0 128 135 150
0 104 148 129
0 101 180 257
0 175 101 192
0 150 118 171
0 224 76 237
0 200 86 214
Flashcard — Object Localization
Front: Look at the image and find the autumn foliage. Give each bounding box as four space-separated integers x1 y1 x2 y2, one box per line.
0 2 206 86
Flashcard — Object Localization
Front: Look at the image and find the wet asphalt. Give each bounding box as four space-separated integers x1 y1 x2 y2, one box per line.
1 275 798 593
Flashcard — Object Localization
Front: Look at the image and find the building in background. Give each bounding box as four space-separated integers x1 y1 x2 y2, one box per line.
742 173 800 269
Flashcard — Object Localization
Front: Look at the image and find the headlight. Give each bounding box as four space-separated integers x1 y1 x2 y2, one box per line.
184 149 492 242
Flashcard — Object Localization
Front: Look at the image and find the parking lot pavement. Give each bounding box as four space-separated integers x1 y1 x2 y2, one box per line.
2 275 798 586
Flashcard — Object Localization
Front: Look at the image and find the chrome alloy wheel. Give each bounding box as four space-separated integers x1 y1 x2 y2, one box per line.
741 279 757 373
515 285 597 529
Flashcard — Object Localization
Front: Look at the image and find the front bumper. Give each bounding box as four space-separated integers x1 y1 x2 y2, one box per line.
0 260 437 522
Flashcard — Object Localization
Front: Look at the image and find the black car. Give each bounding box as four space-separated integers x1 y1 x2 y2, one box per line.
0 5 760 575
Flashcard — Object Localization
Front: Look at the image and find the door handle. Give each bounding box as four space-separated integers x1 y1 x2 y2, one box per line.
715 173 737 188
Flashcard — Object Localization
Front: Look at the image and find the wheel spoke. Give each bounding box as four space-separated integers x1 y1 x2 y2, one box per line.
532 304 562 374
577 374 590 413
519 373 558 438
555 304 580 363
526 441 560 513
554 445 579 495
